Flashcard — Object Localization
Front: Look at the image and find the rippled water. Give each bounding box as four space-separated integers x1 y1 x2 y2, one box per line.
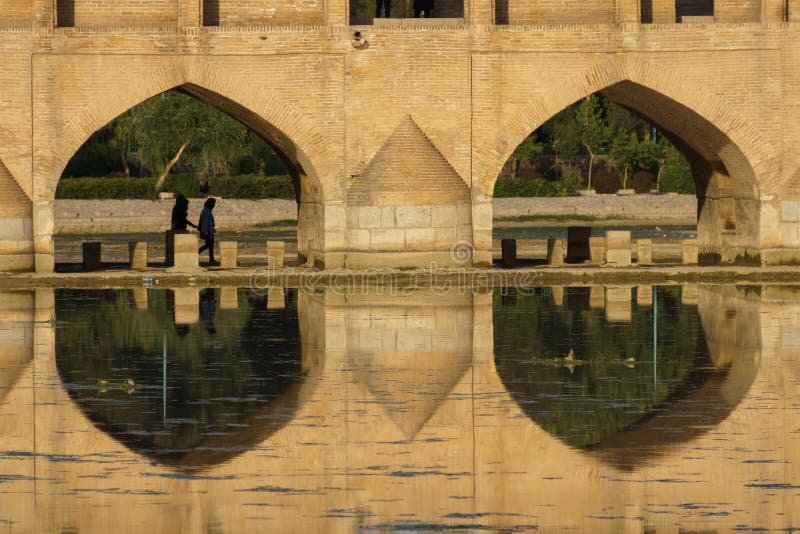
0 284 798 532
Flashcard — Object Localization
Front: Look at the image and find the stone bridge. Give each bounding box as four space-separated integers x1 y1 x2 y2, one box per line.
1 0 800 271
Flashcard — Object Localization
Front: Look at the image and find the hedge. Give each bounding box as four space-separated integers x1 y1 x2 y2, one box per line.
56 174 296 200
493 177 577 198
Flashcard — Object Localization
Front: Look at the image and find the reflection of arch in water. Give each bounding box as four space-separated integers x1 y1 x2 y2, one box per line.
494 285 758 468
54 288 321 470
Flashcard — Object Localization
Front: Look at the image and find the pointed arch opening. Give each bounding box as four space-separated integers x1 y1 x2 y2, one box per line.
54 84 327 270
488 79 762 266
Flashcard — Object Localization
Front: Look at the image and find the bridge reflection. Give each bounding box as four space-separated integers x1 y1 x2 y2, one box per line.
0 284 797 531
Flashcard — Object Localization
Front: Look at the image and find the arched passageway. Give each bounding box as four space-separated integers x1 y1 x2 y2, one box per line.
53 84 328 268
478 60 769 266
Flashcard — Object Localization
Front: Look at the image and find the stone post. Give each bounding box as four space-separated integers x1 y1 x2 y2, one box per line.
177 0 202 27
468 0 495 24
636 239 653 265
33 200 54 274
501 239 516 268
605 230 632 266
546 238 564 266
128 242 148 270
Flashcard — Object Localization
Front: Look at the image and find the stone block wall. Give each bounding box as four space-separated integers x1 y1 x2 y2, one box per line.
345 204 472 265
0 161 33 272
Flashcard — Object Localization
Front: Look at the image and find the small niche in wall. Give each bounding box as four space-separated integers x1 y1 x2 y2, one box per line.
676 0 714 21
56 0 75 27
203 0 220 26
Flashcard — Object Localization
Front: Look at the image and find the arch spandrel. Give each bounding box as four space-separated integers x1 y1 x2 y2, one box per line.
33 57 342 204
474 56 777 200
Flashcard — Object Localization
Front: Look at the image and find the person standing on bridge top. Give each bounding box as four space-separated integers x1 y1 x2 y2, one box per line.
375 0 390 18
413 0 434 17
198 197 217 265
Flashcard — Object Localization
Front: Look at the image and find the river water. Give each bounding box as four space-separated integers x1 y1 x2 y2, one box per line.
0 284 798 532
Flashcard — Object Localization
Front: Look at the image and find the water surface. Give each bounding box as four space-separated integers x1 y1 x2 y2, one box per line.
0 284 797 532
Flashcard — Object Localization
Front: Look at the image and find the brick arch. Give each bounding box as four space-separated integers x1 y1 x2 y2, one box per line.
476 56 778 200
42 62 338 204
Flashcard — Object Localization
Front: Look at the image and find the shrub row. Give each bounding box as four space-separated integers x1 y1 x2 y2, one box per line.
56 174 296 200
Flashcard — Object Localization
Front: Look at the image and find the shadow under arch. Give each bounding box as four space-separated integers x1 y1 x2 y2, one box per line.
53 76 332 265
493 285 758 471
480 58 774 263
53 288 322 470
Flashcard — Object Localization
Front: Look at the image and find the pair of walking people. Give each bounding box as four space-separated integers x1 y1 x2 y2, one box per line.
171 195 217 264
375 0 434 18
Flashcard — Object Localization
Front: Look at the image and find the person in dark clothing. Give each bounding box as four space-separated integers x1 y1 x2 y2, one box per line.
414 0 433 17
170 195 196 233
375 0 390 17
198 198 217 264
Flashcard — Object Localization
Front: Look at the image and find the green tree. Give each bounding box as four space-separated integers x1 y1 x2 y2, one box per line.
125 91 249 192
509 133 544 177
557 96 609 190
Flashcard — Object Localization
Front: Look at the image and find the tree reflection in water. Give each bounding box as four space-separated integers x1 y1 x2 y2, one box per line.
55 288 306 469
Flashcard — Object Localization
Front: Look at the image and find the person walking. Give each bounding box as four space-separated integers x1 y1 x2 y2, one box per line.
375 0 390 18
198 198 217 265
170 195 196 233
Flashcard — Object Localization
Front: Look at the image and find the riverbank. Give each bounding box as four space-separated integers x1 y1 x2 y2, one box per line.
54 195 697 234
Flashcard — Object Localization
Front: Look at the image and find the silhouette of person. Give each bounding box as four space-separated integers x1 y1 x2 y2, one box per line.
198 198 217 265
376 0 390 18
414 0 433 17
170 195 196 233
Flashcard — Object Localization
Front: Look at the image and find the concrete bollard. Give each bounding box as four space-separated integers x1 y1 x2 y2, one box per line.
682 238 699 265
501 239 517 268
173 234 199 269
82 242 102 271
636 285 653 306
220 241 238 269
128 241 148 270
566 227 591 263
605 231 632 266
267 241 285 269
546 238 565 266
589 237 605 265
636 239 653 266
605 286 632 323
164 230 175 267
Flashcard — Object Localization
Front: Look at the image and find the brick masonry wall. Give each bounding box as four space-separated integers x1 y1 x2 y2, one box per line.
501 0 614 24
203 0 323 26
56 0 178 27
0 0 31 27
